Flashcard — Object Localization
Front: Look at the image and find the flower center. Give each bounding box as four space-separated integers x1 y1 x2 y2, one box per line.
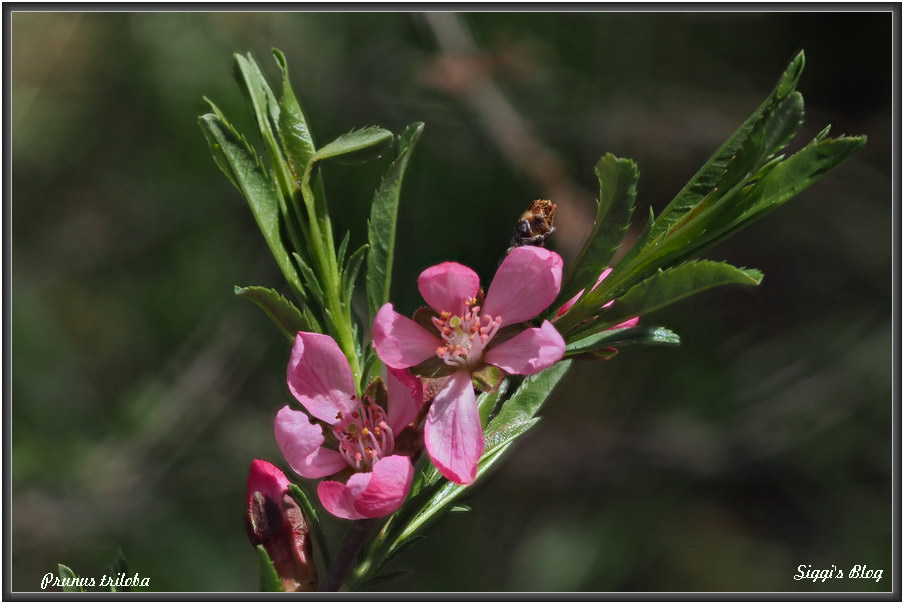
431 298 502 369
334 396 395 472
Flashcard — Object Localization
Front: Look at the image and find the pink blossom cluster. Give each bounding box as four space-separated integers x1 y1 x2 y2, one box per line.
268 247 636 519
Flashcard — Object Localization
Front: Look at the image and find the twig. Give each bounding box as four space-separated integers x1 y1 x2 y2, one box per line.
319 518 379 592
420 12 597 259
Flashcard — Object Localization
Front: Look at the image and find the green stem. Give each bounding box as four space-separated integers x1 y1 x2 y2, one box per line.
299 170 362 386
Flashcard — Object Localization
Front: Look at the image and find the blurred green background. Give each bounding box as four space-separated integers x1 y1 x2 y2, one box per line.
12 11 893 592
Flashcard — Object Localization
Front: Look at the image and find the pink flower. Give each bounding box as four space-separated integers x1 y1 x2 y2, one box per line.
245 459 317 592
373 246 566 485
274 332 419 520
556 267 640 330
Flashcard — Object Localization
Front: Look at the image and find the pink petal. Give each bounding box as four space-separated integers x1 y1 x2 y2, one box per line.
386 368 422 434
418 262 481 316
483 247 563 327
484 320 565 375
611 317 640 330
287 333 357 424
246 459 292 503
556 268 614 317
317 473 371 520
424 371 483 484
274 406 347 479
373 303 441 369
352 455 415 518
555 288 584 318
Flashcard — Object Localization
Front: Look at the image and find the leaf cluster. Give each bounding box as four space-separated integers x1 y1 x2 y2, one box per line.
554 51 864 344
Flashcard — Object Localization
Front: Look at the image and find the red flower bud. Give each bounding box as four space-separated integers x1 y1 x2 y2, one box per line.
245 460 317 592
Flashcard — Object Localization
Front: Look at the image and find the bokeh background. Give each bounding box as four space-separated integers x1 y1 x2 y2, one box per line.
11 11 894 592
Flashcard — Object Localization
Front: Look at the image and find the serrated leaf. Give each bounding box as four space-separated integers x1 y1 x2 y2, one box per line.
198 113 303 298
560 154 638 304
651 135 866 271
232 53 294 199
649 51 805 242
565 325 680 354
256 545 284 592
483 417 540 458
313 126 394 165
235 286 309 341
485 361 572 431
292 252 326 306
388 370 560 554
366 123 424 320
272 48 317 179
719 136 866 233
392 440 518 547
584 261 762 333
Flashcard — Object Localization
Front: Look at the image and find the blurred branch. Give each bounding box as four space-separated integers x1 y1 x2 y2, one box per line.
419 12 595 259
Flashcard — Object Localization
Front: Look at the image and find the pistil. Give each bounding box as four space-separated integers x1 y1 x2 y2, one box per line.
431 299 502 368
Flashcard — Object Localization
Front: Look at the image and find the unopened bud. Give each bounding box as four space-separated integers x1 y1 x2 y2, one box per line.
246 460 317 592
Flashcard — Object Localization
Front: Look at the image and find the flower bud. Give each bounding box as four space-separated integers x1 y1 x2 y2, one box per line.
245 460 317 592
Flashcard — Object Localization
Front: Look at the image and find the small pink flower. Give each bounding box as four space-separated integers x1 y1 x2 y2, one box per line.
245 459 317 592
274 333 419 520
373 246 566 485
556 267 640 329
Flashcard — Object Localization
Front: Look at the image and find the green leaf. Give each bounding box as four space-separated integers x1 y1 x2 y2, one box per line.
483 417 540 458
313 126 394 165
58 564 84 592
232 53 294 199
366 123 425 320
646 135 866 274
388 364 571 556
342 244 368 307
485 361 572 431
198 113 303 299
256 545 284 592
384 535 427 564
565 325 681 354
649 51 805 242
292 252 326 307
101 550 129 592
361 568 412 588
560 154 638 303
272 48 317 179
288 483 331 570
581 261 762 334
477 378 509 427
711 136 866 237
337 230 350 268
477 362 571 459
235 286 309 341
392 440 518 548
